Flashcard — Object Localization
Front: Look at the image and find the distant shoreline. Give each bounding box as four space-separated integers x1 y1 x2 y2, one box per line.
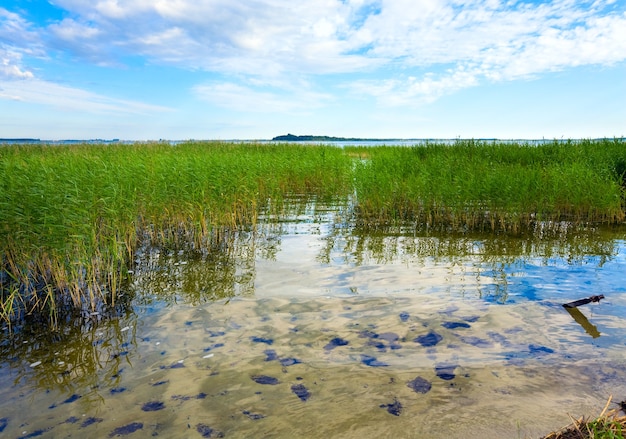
2 136 623 144
0 138 41 142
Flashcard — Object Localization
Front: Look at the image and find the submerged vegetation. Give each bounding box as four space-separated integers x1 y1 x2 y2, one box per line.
1 138 625 325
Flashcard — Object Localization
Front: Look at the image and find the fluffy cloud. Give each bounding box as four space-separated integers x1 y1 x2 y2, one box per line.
0 76 172 114
1 49 34 80
3 1 626 109
193 81 333 112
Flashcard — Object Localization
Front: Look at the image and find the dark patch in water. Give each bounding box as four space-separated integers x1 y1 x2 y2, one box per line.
172 392 207 401
251 375 280 385
242 410 265 420
380 398 403 416
362 331 401 351
18 427 51 438
279 357 301 367
414 331 443 347
358 330 378 339
203 343 224 351
264 349 278 361
324 337 349 350
361 354 388 367
459 336 493 348
407 376 432 394
442 321 471 329
250 336 273 345
529 344 554 354
152 380 168 386
435 363 458 380
196 423 224 438
65 416 79 424
63 394 81 404
0 417 8 432
141 401 165 411
367 340 387 351
109 422 143 437
160 362 185 369
399 311 410 322
463 315 480 322
81 417 103 427
207 330 226 337
110 387 126 394
291 384 311 401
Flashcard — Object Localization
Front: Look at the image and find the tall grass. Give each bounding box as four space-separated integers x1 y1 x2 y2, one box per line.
0 141 352 324
1 139 625 326
350 139 626 233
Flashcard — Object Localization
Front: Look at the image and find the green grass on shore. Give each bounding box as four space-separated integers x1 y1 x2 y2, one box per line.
540 397 626 439
1 139 625 325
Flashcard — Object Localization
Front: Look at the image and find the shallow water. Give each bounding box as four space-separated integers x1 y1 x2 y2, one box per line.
2 202 626 439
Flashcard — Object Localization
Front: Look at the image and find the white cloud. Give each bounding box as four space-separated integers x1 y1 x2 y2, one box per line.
3 0 626 111
44 1 626 71
348 65 482 106
0 7 43 52
0 76 171 114
1 49 34 80
0 8 44 80
193 81 333 113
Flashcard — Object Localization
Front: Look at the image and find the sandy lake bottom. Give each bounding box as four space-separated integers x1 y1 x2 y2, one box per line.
2 211 626 439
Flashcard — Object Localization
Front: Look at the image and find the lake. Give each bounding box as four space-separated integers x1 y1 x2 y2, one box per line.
1 197 626 438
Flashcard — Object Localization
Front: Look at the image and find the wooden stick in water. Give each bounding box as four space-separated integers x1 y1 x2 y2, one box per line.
562 294 605 308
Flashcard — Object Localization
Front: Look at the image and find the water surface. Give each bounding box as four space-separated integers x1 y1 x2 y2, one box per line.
2 200 626 439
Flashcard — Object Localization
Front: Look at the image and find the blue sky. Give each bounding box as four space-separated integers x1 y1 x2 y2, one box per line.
1 0 625 140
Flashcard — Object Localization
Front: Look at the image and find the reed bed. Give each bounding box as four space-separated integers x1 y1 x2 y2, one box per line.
1 139 625 326
349 139 626 233
0 141 352 325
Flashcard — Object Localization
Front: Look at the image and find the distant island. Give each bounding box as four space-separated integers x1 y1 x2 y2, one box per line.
271 134 399 142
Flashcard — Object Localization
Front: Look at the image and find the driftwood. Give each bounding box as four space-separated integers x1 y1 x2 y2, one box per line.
562 294 605 309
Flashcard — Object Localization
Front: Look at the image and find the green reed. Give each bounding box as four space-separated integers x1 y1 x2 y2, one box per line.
2 139 625 325
0 141 352 324
349 139 626 233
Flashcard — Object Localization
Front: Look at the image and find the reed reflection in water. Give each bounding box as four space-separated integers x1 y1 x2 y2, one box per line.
1 198 626 438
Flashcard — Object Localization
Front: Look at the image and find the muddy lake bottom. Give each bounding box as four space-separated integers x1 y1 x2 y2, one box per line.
2 213 626 438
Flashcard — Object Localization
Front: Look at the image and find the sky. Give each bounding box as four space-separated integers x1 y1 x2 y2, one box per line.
1 0 625 140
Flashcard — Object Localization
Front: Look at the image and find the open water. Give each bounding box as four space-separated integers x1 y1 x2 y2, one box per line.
1 198 626 438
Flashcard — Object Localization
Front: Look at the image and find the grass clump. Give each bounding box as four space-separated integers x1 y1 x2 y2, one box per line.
541 398 626 439
349 138 626 233
0 141 352 324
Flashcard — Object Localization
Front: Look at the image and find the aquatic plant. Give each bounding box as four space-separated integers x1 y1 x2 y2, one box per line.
349 138 626 233
2 138 625 326
0 141 352 325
